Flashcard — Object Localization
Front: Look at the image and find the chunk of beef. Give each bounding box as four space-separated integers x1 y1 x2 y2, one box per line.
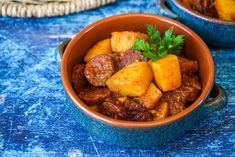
111 53 122 72
100 98 127 120
158 92 185 116
120 49 147 68
178 56 198 73
125 97 154 121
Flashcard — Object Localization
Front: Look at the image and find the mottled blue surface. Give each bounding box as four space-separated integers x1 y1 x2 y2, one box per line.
0 0 234 156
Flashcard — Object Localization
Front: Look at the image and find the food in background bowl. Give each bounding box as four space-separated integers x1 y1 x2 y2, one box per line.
181 0 235 21
157 0 235 47
71 24 201 121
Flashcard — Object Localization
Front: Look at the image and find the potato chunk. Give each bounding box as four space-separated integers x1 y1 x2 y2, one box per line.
151 102 169 120
111 31 149 54
84 39 112 62
140 83 163 109
149 54 181 92
106 62 153 97
215 0 235 21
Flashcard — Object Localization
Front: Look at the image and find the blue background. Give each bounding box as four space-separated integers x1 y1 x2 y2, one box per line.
0 0 234 156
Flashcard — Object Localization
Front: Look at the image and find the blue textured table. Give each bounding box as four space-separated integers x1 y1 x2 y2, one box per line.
0 0 234 156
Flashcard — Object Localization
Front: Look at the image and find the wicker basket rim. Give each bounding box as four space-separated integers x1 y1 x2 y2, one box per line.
0 0 116 18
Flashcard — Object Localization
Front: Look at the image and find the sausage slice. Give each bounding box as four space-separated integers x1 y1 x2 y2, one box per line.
78 87 111 105
85 54 115 87
71 64 90 94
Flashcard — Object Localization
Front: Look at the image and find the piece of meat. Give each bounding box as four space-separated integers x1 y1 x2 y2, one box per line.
124 97 154 121
111 53 122 72
158 92 185 116
178 56 198 73
100 98 127 120
78 87 111 105
157 75 201 116
120 49 147 68
189 0 218 17
201 0 218 17
128 111 154 121
85 54 115 87
71 64 90 94
124 97 146 112
176 74 201 101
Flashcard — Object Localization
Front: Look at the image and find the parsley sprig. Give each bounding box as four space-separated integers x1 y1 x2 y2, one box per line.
132 24 184 61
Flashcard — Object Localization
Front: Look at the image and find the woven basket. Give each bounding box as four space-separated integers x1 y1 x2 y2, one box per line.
0 0 117 18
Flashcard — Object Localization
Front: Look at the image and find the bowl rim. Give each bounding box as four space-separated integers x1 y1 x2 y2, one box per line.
168 0 235 25
61 13 214 128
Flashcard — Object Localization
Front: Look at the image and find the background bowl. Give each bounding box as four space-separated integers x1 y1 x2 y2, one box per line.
59 13 227 148
156 0 235 48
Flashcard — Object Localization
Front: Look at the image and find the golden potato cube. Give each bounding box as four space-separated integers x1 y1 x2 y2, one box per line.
106 62 153 97
84 38 112 62
111 31 149 54
215 0 235 21
149 54 181 92
140 83 163 109
152 102 169 120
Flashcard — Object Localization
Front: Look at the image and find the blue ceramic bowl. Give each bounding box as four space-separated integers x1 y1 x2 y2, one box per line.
59 14 227 148
156 0 235 48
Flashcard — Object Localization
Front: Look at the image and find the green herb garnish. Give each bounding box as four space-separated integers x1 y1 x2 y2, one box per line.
132 24 185 61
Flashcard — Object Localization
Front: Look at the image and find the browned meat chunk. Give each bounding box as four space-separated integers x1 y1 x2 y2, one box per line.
129 111 154 121
159 92 186 116
111 53 123 72
124 97 145 112
120 49 147 68
78 87 111 105
85 54 115 87
71 64 90 94
188 0 218 17
124 97 154 121
180 74 201 101
100 98 127 120
100 97 154 121
178 56 198 73
157 75 201 116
